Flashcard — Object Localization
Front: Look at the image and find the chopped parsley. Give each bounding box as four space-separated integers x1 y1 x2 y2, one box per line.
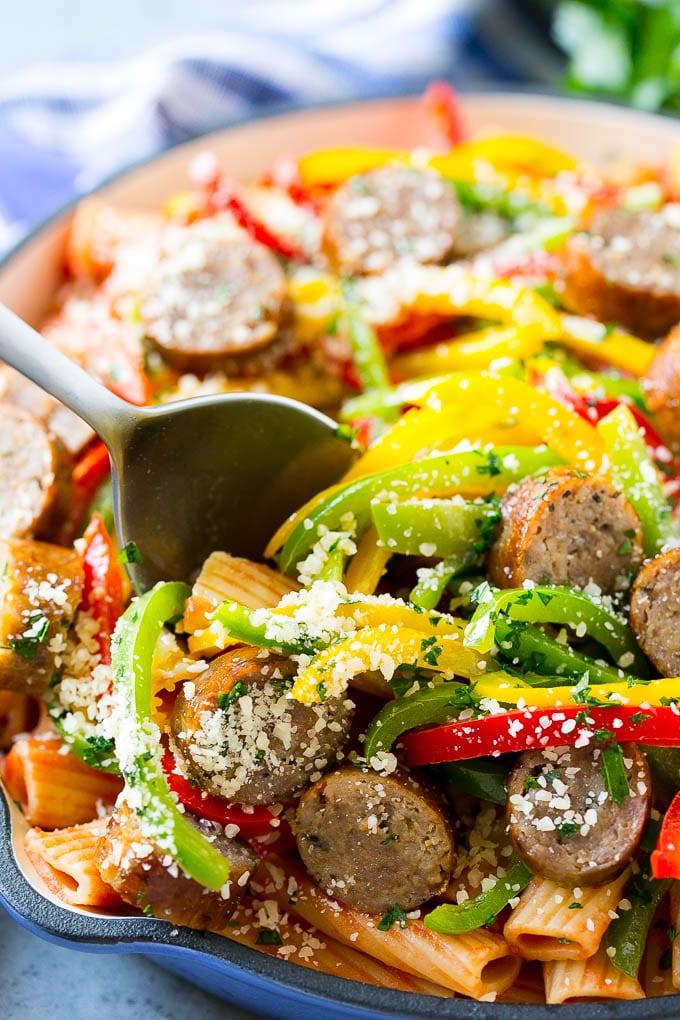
316 681 328 702
7 612 50 659
256 929 283 946
380 833 399 845
217 681 248 711
568 902 583 910
556 821 580 839
80 735 116 768
474 451 502 477
377 904 408 932
118 541 143 564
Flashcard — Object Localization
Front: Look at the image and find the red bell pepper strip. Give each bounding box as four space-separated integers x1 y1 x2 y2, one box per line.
190 152 305 261
402 704 680 768
81 513 125 665
59 439 112 543
421 80 467 149
651 790 680 878
161 749 278 837
258 157 322 215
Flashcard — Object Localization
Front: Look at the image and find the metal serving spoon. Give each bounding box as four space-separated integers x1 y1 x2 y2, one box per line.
0 305 353 591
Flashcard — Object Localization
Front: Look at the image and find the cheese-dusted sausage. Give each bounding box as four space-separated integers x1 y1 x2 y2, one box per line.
294 765 455 914
140 230 289 374
322 166 461 276
487 466 643 594
0 404 72 541
507 744 650 886
0 539 83 696
563 206 680 340
171 647 353 806
642 322 680 455
97 802 255 928
630 547 680 676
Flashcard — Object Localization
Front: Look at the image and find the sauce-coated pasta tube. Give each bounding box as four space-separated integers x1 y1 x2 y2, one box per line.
544 942 644 1004
259 856 520 1000
504 872 630 961
25 817 121 908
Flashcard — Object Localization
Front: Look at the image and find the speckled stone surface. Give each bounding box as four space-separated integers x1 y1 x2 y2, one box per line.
0 909 261 1020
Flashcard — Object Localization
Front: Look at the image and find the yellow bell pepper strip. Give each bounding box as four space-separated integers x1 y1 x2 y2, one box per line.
344 525 391 595
389 325 544 381
598 403 677 556
556 314 655 377
111 582 230 890
297 147 404 188
290 624 486 704
340 374 451 422
371 495 500 558
493 617 637 689
344 371 603 482
464 582 647 674
472 673 680 710
430 135 578 178
425 854 533 935
339 279 392 395
277 446 563 576
401 703 680 768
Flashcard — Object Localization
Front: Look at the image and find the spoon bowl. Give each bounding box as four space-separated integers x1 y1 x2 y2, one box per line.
0 305 353 590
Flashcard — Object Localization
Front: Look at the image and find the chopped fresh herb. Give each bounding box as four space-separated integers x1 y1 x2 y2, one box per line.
380 833 399 845
662 253 678 266
558 937 572 945
316 681 328 702
142 905 154 917
670 925 677 943
256 929 283 946
80 735 116 768
630 711 652 726
475 451 502 477
601 741 630 805
524 776 542 792
118 540 142 564
660 948 672 971
557 821 580 839
568 902 583 910
217 681 248 711
378 904 408 932
7 612 50 659
617 538 633 556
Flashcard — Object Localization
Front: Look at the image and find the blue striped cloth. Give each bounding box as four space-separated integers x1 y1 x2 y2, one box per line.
0 0 560 257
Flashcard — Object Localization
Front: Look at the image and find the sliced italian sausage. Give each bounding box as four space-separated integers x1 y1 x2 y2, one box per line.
0 538 83 696
322 166 461 276
487 466 643 595
642 322 680 455
0 404 72 541
630 547 680 676
97 802 255 928
0 368 95 458
507 744 650 886
170 646 353 806
563 206 680 340
294 765 455 914
140 229 290 374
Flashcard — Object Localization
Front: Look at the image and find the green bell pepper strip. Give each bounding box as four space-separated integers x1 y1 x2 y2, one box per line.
424 853 533 935
315 542 349 583
340 279 392 397
278 446 563 576
449 178 552 220
340 375 449 422
364 681 471 762
494 617 639 688
464 582 648 676
111 582 230 891
371 497 501 559
210 600 341 656
433 756 508 805
409 556 479 611
606 859 671 979
597 403 677 556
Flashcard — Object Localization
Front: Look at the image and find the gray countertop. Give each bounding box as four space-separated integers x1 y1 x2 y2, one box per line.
0 910 261 1019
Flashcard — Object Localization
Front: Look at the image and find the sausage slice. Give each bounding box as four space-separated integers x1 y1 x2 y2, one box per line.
0 404 72 541
507 744 650 886
563 206 680 340
0 539 83 696
140 230 289 373
322 166 461 276
630 547 680 676
642 322 680 455
294 765 455 914
97 802 255 928
487 466 643 595
171 647 353 805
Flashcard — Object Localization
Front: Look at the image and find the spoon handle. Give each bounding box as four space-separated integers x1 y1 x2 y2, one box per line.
0 304 139 450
